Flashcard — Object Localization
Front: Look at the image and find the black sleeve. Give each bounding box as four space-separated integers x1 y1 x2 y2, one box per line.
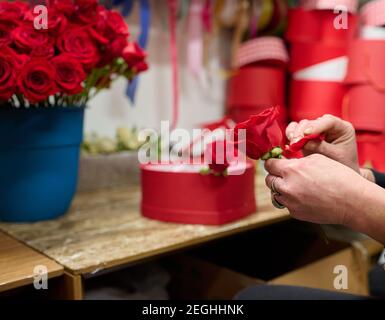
371 170 385 189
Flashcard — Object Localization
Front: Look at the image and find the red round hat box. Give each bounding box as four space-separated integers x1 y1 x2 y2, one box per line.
141 162 256 225
226 67 287 126
343 85 385 133
289 79 345 121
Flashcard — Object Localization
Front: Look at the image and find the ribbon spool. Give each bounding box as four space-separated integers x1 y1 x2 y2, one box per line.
299 0 358 13
361 0 385 27
227 37 288 126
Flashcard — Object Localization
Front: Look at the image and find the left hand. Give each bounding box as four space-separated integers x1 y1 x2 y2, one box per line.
264 154 369 225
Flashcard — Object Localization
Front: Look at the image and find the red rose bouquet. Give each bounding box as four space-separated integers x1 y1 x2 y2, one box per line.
0 0 148 107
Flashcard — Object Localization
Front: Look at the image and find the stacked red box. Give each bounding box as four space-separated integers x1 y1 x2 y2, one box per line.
226 37 289 127
344 0 385 170
286 0 358 121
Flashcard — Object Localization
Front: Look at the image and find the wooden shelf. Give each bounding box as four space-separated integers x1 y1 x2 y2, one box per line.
0 231 63 293
0 173 289 276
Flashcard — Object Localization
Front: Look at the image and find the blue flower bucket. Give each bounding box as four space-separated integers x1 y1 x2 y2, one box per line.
0 107 84 222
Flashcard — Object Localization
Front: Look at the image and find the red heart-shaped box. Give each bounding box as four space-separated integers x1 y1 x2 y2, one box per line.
141 162 256 225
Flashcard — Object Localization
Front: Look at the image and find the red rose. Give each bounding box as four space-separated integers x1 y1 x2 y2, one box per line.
24 8 67 35
133 61 149 73
0 51 17 101
234 106 284 160
74 0 100 24
12 23 52 52
205 140 237 174
17 59 57 103
51 54 86 95
0 21 16 47
30 45 55 59
57 27 100 70
49 0 77 17
122 42 148 72
2 47 29 70
90 8 129 39
104 11 129 37
98 35 128 66
0 1 28 21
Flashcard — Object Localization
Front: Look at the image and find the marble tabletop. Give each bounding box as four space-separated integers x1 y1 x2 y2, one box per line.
0 173 289 276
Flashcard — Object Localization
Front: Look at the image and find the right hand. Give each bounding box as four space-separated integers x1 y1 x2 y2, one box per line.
286 114 360 173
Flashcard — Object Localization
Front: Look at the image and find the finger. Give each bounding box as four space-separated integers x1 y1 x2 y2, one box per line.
292 120 310 143
286 122 298 141
273 193 289 208
302 140 333 157
264 158 290 177
298 115 350 142
265 174 286 195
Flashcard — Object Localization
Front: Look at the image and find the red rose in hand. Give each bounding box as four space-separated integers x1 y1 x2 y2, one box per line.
57 27 100 70
12 24 52 52
0 1 28 21
51 54 86 95
122 42 148 73
17 60 57 103
234 106 284 160
0 51 17 101
206 140 237 174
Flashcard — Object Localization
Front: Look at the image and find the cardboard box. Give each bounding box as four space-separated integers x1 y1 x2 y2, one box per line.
164 222 383 299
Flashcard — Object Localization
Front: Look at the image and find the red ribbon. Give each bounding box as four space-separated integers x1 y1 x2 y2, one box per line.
168 0 179 130
284 134 325 159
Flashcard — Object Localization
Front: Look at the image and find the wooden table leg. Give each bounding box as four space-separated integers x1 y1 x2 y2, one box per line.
50 271 84 300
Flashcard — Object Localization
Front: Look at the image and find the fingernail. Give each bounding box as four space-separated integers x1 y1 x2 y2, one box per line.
292 135 303 143
304 127 313 135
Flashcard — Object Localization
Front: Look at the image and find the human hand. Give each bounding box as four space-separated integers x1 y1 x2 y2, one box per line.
286 115 359 173
264 154 369 226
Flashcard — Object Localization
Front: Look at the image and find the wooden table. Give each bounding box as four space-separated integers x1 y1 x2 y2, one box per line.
0 174 289 298
0 231 63 293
